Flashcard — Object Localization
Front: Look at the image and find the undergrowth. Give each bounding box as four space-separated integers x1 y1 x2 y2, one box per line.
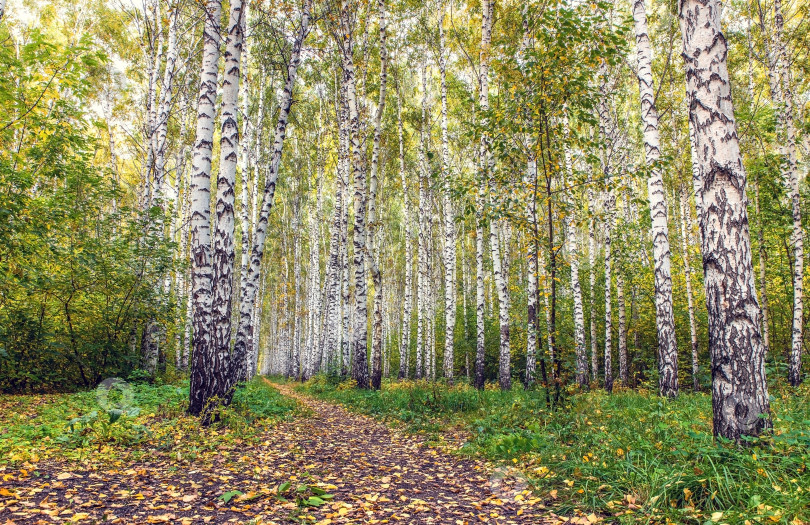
0 376 298 467
296 376 810 524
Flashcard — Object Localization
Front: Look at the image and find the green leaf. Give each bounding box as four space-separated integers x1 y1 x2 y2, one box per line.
219 490 243 503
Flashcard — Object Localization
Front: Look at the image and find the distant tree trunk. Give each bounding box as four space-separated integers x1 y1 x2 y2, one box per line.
632 0 678 398
679 0 771 440
565 142 587 388
603 192 614 393
416 64 429 381
305 158 324 379
772 0 803 386
679 188 700 391
439 12 457 383
617 272 627 386
368 0 388 390
0 0 6 22
230 0 311 389
397 92 413 380
588 198 599 383
753 181 770 353
474 213 486 390
188 0 222 420
525 162 539 387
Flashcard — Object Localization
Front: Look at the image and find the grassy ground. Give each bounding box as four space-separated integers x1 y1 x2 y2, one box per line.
0 376 299 467
297 377 810 524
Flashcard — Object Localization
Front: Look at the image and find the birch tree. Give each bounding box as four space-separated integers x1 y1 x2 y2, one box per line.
230 0 312 388
631 0 678 397
679 0 771 440
188 0 222 419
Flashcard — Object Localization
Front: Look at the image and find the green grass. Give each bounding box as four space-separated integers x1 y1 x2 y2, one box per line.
0 376 299 466
297 376 810 524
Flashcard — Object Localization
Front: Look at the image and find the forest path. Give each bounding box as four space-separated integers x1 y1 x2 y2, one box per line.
265 378 554 524
0 382 555 525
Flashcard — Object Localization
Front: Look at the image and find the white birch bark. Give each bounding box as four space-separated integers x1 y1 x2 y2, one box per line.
632 0 678 397
230 0 312 387
680 188 700 391
212 0 245 393
438 10 457 382
416 64 429 380
339 0 370 389
588 191 598 383
188 0 222 418
153 3 180 203
368 0 388 390
397 91 413 379
772 0 804 386
679 0 771 439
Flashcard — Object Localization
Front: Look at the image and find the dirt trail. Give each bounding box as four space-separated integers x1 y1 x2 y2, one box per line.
0 381 553 524
265 379 551 524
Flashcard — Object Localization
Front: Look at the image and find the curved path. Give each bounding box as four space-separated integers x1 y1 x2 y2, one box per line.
0 380 554 524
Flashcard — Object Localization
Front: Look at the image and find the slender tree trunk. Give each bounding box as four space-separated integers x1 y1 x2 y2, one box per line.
305 158 324 379
188 0 222 420
437 12 457 382
772 0 804 386
230 0 311 389
212 0 245 397
680 188 700 391
397 92 413 380
416 65 429 380
368 0 388 390
588 199 599 383
679 0 771 439
753 181 770 353
477 0 501 389
340 0 370 389
632 0 679 397
603 192 614 393
617 272 627 386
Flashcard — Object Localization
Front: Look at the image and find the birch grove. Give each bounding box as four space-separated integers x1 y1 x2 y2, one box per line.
8 0 807 444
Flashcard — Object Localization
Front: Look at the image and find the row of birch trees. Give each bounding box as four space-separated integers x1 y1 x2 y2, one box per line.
11 0 804 439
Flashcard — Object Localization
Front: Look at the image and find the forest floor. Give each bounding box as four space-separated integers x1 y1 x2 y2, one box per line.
297 376 810 525
0 377 555 524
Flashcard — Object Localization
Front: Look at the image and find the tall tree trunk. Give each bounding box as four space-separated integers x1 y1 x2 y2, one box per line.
603 192 614 393
772 0 803 386
565 144 587 388
230 0 312 388
305 155 324 379
680 188 700 391
438 11 457 382
588 198 599 383
397 91 413 380
340 0 370 389
416 64 429 380
212 0 245 397
477 0 501 389
188 0 222 419
632 0 679 397
679 0 771 440
368 0 388 390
